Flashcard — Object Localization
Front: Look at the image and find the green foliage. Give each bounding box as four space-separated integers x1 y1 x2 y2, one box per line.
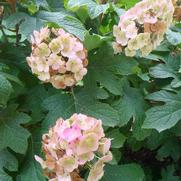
0 0 181 180
67 0 109 19
143 90 181 132
0 105 31 154
0 75 13 107
0 149 18 181
102 163 145 181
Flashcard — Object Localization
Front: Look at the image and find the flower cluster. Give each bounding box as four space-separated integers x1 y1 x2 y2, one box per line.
35 114 112 181
173 0 181 21
112 0 174 57
27 28 88 89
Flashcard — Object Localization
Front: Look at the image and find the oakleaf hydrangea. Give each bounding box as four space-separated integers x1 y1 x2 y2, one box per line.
113 0 174 57
35 114 112 181
27 28 88 89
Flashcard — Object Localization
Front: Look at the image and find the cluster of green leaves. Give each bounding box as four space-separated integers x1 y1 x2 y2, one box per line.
0 0 181 180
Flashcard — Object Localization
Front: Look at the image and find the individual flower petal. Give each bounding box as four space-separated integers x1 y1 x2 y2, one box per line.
87 159 105 181
125 47 136 57
63 125 82 143
34 155 47 169
113 25 128 46
125 23 138 39
59 155 78 172
84 119 105 139
34 43 51 57
49 37 63 54
71 114 95 131
78 152 94 165
74 68 87 81
66 58 83 73
141 44 153 57
112 42 122 54
77 133 99 155
98 138 111 155
64 75 76 87
51 75 66 89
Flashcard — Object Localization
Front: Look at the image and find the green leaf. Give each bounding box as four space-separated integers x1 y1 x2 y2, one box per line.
3 12 43 40
119 0 140 9
106 128 126 148
113 81 146 126
0 149 18 181
150 53 181 88
67 0 109 19
35 0 49 9
23 86 48 124
17 129 45 181
73 89 119 127
0 72 23 86
37 10 87 40
84 33 109 50
110 149 122 165
4 10 87 41
0 105 31 154
0 75 13 108
42 89 119 130
102 163 145 181
160 165 180 181
166 29 181 46
157 138 181 161
143 90 181 132
42 93 75 129
89 44 138 95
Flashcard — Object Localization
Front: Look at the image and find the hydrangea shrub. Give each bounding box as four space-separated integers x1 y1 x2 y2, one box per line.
0 0 180 181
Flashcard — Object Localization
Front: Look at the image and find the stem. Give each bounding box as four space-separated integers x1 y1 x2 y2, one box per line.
15 24 19 46
0 26 8 42
0 6 8 43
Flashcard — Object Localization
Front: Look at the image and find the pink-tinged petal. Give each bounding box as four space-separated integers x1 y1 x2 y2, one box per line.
112 42 122 54
66 58 83 73
34 155 47 169
64 75 76 87
113 25 128 46
74 68 87 81
87 152 112 181
144 13 157 24
71 114 95 131
84 119 105 139
98 138 111 155
63 125 82 142
59 155 78 172
125 24 138 39
77 133 99 155
87 159 105 181
78 152 94 165
101 151 113 162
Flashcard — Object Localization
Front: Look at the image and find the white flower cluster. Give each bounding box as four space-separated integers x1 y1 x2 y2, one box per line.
27 28 88 89
113 0 174 57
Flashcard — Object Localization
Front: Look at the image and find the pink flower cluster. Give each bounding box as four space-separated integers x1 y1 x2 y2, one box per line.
35 114 112 181
27 28 88 89
113 0 174 57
